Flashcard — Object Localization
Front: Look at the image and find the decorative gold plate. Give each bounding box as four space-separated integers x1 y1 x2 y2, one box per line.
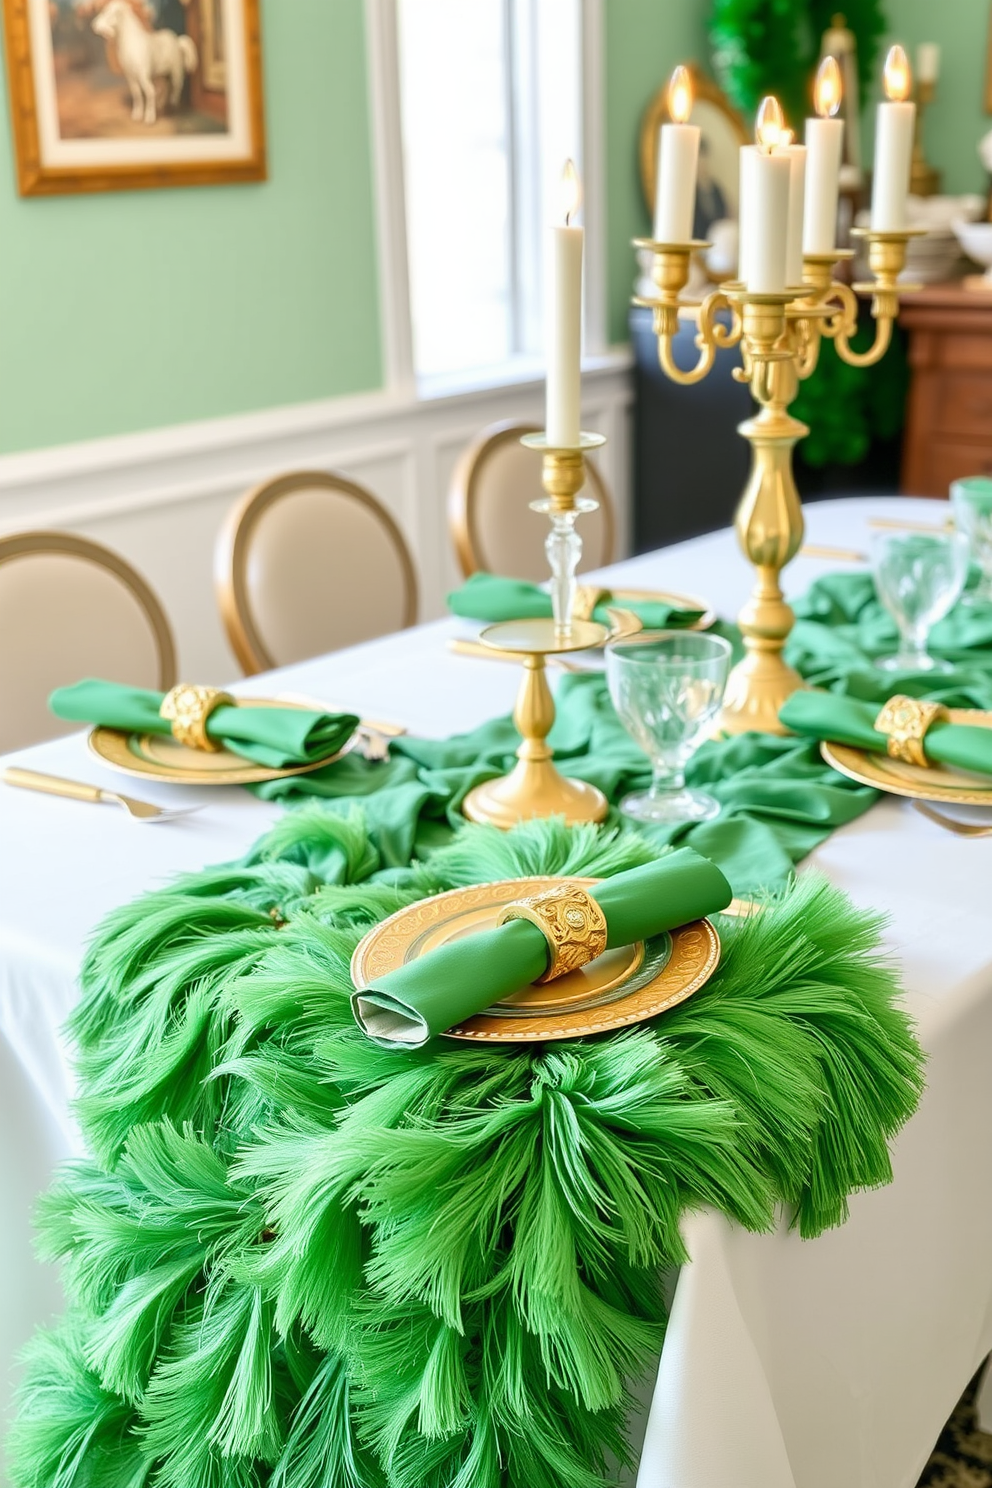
350 874 721 1043
821 708 992 805
89 699 359 787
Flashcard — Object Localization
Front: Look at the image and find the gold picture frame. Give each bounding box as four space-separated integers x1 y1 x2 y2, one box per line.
639 62 748 225
2 0 266 196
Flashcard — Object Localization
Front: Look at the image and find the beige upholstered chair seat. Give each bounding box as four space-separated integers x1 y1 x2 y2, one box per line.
217 472 418 675
0 533 176 754
449 420 615 579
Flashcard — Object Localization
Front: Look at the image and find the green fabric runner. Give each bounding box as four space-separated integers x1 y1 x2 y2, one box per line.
353 850 732 1047
787 570 992 708
49 679 358 770
448 571 705 629
255 673 875 896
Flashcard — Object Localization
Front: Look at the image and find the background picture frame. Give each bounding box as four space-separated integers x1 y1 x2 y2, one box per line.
639 63 748 236
2 0 265 196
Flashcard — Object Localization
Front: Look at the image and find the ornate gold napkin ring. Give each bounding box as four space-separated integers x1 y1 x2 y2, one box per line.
159 684 235 752
874 694 949 768
497 883 608 983
571 585 608 622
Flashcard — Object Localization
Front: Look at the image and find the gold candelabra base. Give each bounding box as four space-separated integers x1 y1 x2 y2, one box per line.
461 618 611 830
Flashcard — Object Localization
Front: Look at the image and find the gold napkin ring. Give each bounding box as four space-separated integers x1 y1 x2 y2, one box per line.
159 684 235 752
497 883 608 983
874 694 949 768
572 585 608 622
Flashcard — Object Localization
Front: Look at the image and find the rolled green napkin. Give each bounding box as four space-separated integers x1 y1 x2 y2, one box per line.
780 691 992 776
448 572 704 630
351 847 731 1049
49 679 358 771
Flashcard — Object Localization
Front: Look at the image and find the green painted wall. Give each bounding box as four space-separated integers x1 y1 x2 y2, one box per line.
3 0 987 455
604 0 709 345
880 0 990 196
0 0 381 455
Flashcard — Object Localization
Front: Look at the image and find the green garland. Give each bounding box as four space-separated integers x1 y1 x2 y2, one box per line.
708 0 887 127
10 808 923 1488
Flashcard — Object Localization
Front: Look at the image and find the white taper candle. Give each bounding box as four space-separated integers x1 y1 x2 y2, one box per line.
546 160 583 449
803 56 844 255
652 65 700 242
871 45 915 231
783 142 807 285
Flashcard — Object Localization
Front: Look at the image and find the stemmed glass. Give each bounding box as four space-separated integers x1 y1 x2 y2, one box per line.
605 631 732 824
951 477 992 604
870 530 969 673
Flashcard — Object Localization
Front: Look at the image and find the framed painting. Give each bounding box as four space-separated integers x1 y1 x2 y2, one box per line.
2 0 265 195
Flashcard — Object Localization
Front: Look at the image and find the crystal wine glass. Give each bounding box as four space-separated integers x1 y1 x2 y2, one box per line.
870 529 969 672
951 477 992 605
605 631 732 824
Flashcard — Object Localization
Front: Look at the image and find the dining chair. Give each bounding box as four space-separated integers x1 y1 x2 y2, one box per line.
448 419 616 580
215 470 419 675
0 531 177 754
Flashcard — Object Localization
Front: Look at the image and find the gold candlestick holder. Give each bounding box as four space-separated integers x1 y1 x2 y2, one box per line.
462 432 640 829
633 227 922 735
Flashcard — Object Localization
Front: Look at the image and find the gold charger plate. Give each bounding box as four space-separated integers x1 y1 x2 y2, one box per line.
821 708 992 805
350 874 721 1043
89 698 359 787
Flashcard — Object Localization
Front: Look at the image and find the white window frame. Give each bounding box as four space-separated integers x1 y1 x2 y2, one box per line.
364 0 608 401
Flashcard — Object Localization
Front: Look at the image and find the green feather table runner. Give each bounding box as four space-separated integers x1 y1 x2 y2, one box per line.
10 809 924 1488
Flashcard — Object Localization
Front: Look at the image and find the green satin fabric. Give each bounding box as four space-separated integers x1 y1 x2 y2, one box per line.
780 691 992 775
352 849 732 1048
447 572 705 630
787 571 992 709
49 679 358 770
257 670 876 896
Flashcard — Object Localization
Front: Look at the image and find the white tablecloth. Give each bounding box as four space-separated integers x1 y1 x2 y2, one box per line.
2 496 991 1488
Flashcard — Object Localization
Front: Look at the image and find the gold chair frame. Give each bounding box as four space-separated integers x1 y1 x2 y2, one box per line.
0 529 177 688
216 470 419 676
448 419 616 579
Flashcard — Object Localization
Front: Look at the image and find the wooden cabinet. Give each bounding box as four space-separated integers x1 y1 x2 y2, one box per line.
901 283 992 496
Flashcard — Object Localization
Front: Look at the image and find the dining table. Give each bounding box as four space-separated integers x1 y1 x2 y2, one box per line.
1 494 991 1488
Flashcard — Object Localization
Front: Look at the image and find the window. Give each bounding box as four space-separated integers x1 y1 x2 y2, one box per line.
394 0 585 385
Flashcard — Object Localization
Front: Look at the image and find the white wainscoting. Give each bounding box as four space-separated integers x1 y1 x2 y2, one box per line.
0 357 633 682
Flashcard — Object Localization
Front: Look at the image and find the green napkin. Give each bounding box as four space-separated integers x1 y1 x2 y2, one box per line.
351 847 731 1048
49 679 358 771
780 690 992 776
448 572 705 630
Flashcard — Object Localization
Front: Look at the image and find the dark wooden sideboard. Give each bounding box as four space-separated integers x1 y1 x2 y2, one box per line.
901 282 992 496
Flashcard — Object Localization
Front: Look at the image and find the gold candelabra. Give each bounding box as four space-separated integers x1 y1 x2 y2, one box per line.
634 227 922 734
462 433 641 829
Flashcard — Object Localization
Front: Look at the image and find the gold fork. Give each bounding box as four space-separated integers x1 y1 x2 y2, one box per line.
3 768 200 823
913 800 992 837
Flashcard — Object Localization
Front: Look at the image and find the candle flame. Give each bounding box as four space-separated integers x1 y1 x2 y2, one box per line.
883 43 911 101
779 127 795 147
814 55 842 117
755 94 784 150
559 158 581 226
668 64 693 124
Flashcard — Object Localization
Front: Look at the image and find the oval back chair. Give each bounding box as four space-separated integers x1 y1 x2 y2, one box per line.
0 531 176 753
216 470 419 675
448 419 616 580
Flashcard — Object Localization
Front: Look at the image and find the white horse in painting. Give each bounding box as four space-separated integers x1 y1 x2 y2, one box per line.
92 1 198 126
